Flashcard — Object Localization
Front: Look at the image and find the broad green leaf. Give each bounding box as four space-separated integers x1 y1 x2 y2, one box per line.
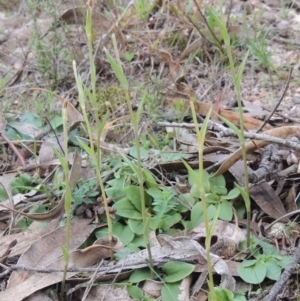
95 227 108 239
147 187 163 200
128 219 144 235
127 286 143 299
252 237 278 255
187 168 210 192
240 259 257 268
218 200 233 221
113 198 142 220
233 293 247 301
123 186 142 212
237 260 266 284
130 146 149 159
223 187 241 200
265 257 282 280
162 261 194 283
209 174 226 188
162 213 182 231
113 223 135 245
129 267 152 283
125 243 141 253
191 202 216 228
143 169 158 189
161 283 181 301
276 255 291 268
105 187 125 202
205 193 219 204
131 236 146 248
21 112 42 128
177 193 195 212
149 216 162 230
210 287 234 301
211 185 227 195
0 187 8 201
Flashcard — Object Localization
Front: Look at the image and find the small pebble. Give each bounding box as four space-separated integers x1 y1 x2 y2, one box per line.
292 97 300 104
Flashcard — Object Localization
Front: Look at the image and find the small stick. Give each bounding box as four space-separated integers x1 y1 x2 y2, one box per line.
256 66 293 133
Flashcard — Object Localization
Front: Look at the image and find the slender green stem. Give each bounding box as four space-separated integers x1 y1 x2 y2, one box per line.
60 101 71 299
85 4 114 254
190 102 216 297
225 45 251 247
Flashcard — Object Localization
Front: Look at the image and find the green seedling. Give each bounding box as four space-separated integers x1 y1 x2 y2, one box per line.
238 238 291 284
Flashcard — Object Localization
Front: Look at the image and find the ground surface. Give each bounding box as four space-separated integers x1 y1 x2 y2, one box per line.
1 0 300 301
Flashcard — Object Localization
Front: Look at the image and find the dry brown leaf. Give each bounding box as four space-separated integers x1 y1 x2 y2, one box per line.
250 183 288 221
0 242 108 301
214 126 300 177
58 6 111 37
91 116 130 154
85 285 131 301
24 292 53 301
142 280 162 299
7 218 101 288
165 98 273 131
179 37 203 61
192 220 246 245
158 49 185 83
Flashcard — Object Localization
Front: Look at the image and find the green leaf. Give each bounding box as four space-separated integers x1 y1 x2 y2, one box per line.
21 112 42 128
143 169 158 189
105 187 125 202
104 47 128 90
206 8 230 45
131 236 146 248
129 267 152 283
210 287 234 301
252 237 278 255
223 187 240 200
162 213 182 231
276 255 291 269
128 219 144 235
147 187 163 199
265 257 282 280
113 223 135 245
161 283 181 301
162 261 194 283
236 50 250 85
235 183 251 211
125 243 140 253
237 260 266 284
218 200 233 221
191 202 216 228
187 169 210 192
123 186 142 212
130 146 149 159
127 286 143 299
149 216 163 230
205 193 219 204
177 193 195 212
209 174 226 188
0 187 8 201
113 198 142 220
124 52 135 61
